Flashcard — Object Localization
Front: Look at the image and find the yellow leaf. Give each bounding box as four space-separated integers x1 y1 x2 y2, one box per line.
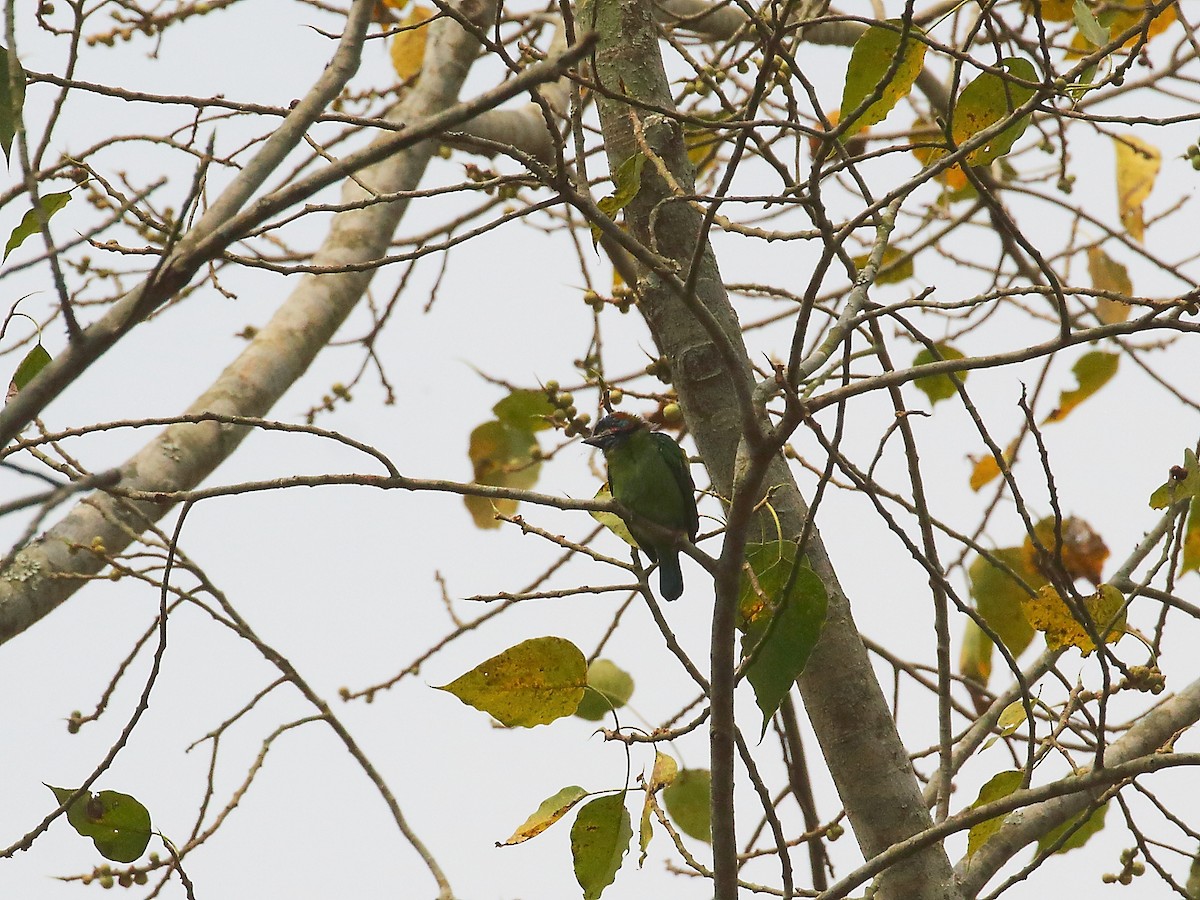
1044 350 1118 423
1114 135 1160 242
1086 247 1132 323
390 5 435 82
910 119 972 194
1020 0 1074 21
969 439 1016 492
1020 583 1125 654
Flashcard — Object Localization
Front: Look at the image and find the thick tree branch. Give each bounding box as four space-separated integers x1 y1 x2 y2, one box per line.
577 0 955 896
0 0 506 643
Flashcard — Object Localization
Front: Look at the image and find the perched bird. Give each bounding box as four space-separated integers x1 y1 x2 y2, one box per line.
584 412 699 601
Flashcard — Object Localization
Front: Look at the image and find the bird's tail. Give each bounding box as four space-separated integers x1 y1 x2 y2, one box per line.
657 551 684 601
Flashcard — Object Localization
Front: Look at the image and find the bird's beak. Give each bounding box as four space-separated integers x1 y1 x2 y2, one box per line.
582 434 602 447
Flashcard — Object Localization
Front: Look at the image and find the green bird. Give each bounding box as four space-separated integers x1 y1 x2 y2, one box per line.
584 412 699 601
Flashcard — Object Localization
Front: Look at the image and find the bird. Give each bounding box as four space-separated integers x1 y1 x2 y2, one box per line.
584 412 699 601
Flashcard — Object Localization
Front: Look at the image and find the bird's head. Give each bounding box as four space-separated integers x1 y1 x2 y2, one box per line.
583 412 647 451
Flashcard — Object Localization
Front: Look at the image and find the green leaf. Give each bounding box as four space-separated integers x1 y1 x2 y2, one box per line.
0 45 26 164
7 342 51 402
738 541 828 732
47 785 153 863
590 485 637 547
493 389 555 432
1044 350 1119 423
966 770 1023 857
839 20 927 136
1182 497 1200 575
1073 0 1109 47
1036 801 1108 854
434 636 586 727
500 785 589 846
913 343 967 406
5 191 72 261
968 548 1042 658
571 793 632 900
663 768 711 843
1149 448 1200 510
465 418 541 529
590 152 646 244
610 152 646 208
952 58 1037 166
575 659 635 721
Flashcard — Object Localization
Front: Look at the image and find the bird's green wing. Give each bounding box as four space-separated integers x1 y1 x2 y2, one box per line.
649 432 699 541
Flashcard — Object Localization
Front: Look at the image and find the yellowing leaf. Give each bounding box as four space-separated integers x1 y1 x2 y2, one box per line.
959 619 994 686
591 485 637 546
389 5 435 81
969 548 1042 658
684 111 730 177
663 769 711 843
638 752 677 865
465 401 543 528
996 699 1029 737
574 659 635 721
839 20 927 137
910 120 971 192
1023 515 1109 585
647 751 678 792
1044 350 1118 423
913 343 967 406
500 786 589 845
966 770 1023 857
1114 135 1160 242
571 794 632 900
1086 247 1132 323
952 58 1037 166
1149 448 1200 510
1020 583 1125 654
435 636 587 726
852 245 913 285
